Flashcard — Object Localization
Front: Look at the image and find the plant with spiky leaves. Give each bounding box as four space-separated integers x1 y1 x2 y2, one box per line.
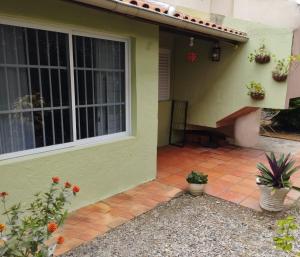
256 152 300 190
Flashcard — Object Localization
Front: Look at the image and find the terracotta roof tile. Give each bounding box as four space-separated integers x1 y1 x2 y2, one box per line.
116 0 248 38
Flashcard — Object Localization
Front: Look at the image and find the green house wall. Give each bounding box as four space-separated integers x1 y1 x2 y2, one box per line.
0 0 159 211
173 19 293 127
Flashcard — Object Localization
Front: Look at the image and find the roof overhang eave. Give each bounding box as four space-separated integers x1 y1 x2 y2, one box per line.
71 0 249 43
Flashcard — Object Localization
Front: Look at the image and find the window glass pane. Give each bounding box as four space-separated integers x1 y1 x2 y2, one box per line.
73 35 127 140
48 32 58 66
27 28 38 65
38 30 48 66
54 110 63 144
0 24 72 156
44 110 54 146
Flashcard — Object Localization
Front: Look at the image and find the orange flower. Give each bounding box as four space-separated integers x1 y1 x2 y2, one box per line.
52 177 60 184
56 236 64 245
0 224 5 232
72 185 80 194
64 182 72 188
0 192 8 198
47 222 58 233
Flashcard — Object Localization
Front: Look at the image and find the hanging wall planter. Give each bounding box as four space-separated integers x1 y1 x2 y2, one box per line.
248 44 271 64
246 81 265 100
271 55 300 82
250 92 265 100
255 55 271 64
272 72 288 82
272 58 290 82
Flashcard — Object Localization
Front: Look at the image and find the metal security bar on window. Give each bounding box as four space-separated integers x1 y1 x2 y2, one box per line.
0 24 72 155
73 35 126 140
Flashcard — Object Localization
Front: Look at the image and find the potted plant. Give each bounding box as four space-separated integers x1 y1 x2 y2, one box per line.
186 171 208 196
246 81 265 100
248 44 271 64
272 58 290 82
256 152 300 212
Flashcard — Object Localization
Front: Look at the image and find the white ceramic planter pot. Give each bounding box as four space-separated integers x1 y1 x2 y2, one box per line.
258 184 290 212
188 183 205 196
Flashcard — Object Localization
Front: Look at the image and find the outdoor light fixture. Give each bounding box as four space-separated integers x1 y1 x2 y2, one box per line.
186 37 198 63
211 42 221 62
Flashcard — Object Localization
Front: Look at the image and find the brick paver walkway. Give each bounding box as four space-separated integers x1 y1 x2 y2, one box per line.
55 145 300 256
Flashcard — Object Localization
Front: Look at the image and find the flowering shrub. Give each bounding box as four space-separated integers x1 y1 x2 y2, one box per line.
0 177 80 257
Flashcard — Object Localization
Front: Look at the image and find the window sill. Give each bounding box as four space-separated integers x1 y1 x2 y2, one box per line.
0 135 136 166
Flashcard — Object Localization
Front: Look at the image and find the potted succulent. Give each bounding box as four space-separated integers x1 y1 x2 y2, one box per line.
248 44 271 64
186 171 208 196
246 81 265 100
256 152 300 212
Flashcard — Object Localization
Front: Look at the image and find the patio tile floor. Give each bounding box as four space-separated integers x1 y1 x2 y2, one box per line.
55 144 300 256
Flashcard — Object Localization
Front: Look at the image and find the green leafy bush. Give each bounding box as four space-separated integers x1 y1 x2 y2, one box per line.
186 171 208 184
274 216 300 255
271 107 300 131
0 177 80 257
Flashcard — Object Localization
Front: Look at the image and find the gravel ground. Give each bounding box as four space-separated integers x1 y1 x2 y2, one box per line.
63 194 300 257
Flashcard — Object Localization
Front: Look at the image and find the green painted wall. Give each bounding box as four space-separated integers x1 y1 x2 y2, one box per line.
157 32 175 147
0 0 159 211
173 18 293 127
157 101 172 147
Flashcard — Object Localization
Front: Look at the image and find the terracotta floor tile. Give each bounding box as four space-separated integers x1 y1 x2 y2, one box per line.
210 179 236 189
220 190 248 204
128 194 160 209
157 170 172 179
107 216 128 228
157 174 184 186
239 178 257 188
55 238 85 256
240 197 262 212
249 189 261 200
149 193 171 203
287 190 300 200
219 174 243 184
65 227 99 241
204 183 228 197
229 184 256 195
196 161 220 169
109 208 135 220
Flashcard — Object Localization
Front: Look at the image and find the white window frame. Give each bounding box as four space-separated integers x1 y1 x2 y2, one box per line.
159 48 171 101
0 17 131 161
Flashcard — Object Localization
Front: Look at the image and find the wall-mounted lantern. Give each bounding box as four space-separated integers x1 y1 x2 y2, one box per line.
211 42 221 62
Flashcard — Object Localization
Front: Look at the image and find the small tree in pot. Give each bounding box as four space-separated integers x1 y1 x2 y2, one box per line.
186 171 208 196
256 152 300 212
